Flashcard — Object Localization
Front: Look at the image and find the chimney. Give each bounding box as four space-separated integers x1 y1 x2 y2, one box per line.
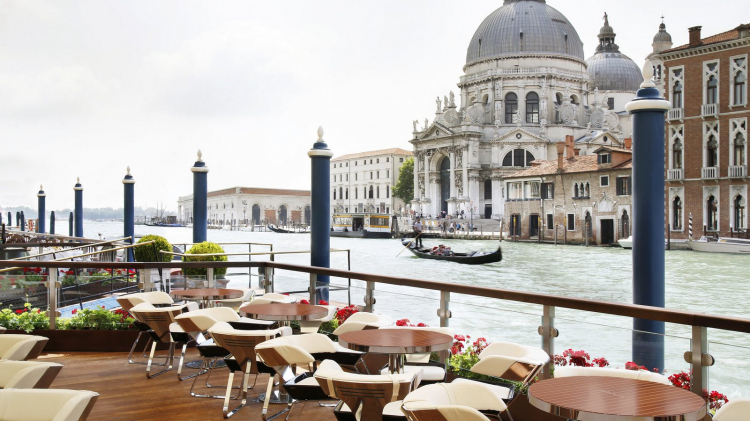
565 135 575 159
556 142 565 172
689 26 702 47
573 148 581 157
624 137 632 149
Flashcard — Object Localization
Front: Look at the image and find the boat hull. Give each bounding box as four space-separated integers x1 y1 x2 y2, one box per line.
687 239 750 254
400 239 502 264
331 230 392 239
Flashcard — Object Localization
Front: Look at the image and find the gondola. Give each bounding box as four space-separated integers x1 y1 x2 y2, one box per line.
400 239 502 265
267 224 307 234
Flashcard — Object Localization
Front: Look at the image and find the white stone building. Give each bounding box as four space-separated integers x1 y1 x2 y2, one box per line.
178 187 311 226
330 148 413 216
410 1 642 220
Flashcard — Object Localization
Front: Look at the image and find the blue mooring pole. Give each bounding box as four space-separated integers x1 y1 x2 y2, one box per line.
37 185 46 234
308 127 333 302
192 150 208 244
123 167 135 262
20 212 25 232
50 211 56 235
7 213 11 228
74 178 83 238
625 60 671 372
68 212 73 236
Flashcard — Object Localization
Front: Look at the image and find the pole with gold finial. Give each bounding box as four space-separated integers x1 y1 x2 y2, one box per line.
308 126 334 302
37 184 46 233
74 177 84 238
123 166 136 261
191 150 209 243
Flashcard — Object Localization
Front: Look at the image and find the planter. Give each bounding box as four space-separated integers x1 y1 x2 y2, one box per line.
4 329 174 352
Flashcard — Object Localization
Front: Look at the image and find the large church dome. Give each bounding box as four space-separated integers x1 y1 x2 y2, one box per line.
465 0 585 66
586 13 643 91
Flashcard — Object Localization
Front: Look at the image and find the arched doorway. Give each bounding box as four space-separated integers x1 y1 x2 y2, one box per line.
304 206 311 224
251 204 260 225
439 157 450 214
279 205 288 226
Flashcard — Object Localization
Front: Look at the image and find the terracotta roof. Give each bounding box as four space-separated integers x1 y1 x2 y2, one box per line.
504 155 632 178
332 148 413 162
660 25 746 53
593 146 632 154
207 187 310 198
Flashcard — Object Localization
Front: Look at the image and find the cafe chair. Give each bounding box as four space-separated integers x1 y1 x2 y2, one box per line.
713 399 750 421
553 366 671 385
0 334 49 361
130 305 194 379
207 322 290 418
215 288 255 310
314 359 417 421
378 326 454 385
255 335 336 420
298 305 337 334
397 381 513 421
0 360 63 389
331 312 394 336
0 389 99 421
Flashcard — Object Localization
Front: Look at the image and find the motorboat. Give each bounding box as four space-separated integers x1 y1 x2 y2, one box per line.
618 236 632 249
687 236 750 254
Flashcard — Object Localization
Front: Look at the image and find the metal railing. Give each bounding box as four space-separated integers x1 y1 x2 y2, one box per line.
170 242 273 286
667 168 684 181
0 259 747 398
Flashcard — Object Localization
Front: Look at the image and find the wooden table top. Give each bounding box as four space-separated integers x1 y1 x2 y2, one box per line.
339 329 453 354
239 303 328 321
170 288 243 300
528 376 707 421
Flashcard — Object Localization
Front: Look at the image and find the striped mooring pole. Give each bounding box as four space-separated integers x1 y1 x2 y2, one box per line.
688 212 693 240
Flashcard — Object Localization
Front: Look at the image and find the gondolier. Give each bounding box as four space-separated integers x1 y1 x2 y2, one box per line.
413 218 424 247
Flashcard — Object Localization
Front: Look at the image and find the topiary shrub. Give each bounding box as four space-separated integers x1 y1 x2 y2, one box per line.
133 235 173 263
182 242 227 277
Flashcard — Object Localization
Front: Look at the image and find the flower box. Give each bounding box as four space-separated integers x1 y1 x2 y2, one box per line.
4 329 172 352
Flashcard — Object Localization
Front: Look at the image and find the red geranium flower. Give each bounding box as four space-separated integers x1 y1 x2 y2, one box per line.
72 309 77 315
299 300 310 305
15 309 23 314
318 300 329 305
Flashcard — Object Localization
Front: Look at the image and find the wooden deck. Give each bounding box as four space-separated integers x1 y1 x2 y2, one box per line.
40 350 336 421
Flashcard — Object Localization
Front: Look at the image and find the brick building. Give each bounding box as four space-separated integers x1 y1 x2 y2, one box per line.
650 23 749 238
503 136 632 245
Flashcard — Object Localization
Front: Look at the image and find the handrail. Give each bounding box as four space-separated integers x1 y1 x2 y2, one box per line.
9 237 134 260
3 229 126 244
160 248 351 257
0 241 153 274
172 242 274 247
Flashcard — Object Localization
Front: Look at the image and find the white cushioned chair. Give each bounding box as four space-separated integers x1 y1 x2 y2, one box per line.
713 399 750 421
207 322 290 418
0 389 99 421
395 381 512 421
314 359 417 421
0 360 63 389
298 305 337 334
215 288 255 310
401 402 490 421
0 334 49 361
130 305 194 379
332 312 393 336
378 327 454 385
553 366 671 385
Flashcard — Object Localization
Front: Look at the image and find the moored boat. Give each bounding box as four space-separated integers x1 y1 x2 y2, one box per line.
618 236 632 249
331 213 393 239
400 239 502 264
687 236 750 254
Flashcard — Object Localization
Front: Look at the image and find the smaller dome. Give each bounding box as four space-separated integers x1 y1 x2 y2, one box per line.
653 21 672 44
586 13 643 91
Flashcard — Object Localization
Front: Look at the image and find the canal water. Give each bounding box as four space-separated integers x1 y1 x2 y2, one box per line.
86 221 750 398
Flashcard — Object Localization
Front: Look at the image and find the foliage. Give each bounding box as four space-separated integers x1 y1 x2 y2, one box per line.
318 318 339 335
182 242 227 277
59 306 135 331
134 235 173 263
396 318 427 327
0 303 50 333
391 157 414 205
668 371 729 413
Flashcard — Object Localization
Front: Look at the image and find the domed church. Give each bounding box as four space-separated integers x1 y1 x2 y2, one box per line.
410 0 643 219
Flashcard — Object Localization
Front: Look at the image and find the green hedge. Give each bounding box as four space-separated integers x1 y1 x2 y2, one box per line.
182 242 227 277
133 235 173 263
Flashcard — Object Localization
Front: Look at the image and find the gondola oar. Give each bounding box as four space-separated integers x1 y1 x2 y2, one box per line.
397 233 422 257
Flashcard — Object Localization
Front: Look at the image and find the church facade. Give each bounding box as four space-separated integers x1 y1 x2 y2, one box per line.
409 0 642 221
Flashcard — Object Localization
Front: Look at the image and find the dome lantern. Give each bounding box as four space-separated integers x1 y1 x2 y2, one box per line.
652 17 673 53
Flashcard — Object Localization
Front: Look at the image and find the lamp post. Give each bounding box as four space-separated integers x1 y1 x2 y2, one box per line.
308 127 333 302
625 60 670 373
37 185 46 234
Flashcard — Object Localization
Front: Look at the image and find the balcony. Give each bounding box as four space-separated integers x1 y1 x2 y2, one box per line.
702 166 719 179
701 103 719 119
729 165 747 178
667 168 684 181
667 108 684 121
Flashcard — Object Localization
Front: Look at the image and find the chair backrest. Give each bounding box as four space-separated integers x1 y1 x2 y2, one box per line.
401 402 490 421
330 371 416 421
130 307 183 343
0 335 48 361
174 307 239 333
142 291 175 306
116 293 146 311
0 361 63 389
713 399 750 421
208 323 283 374
255 342 315 370
471 341 550 383
0 389 99 421
259 293 295 303
553 366 671 385
332 312 393 336
402 382 507 412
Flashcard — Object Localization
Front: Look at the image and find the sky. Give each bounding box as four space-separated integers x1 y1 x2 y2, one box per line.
0 0 741 212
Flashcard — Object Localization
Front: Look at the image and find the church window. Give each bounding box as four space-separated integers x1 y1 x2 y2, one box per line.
706 135 718 167
707 195 718 231
571 95 579 105
672 196 682 230
734 132 746 166
505 93 518 124
501 149 535 167
526 92 539 123
706 75 718 104
735 195 745 230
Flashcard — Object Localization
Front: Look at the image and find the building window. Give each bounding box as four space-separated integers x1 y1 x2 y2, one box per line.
505 93 518 124
400 158 404 163
355 173 358 181
607 97 615 110
370 172 373 179
541 182 553 199
507 182 522 200
600 176 609 187
616 176 631 196
706 135 718 167
386 170 389 178
673 82 683 108
370 159 373 164
333 164 336 169
333 189 337 200
732 56 747 105
546 213 553 230
526 92 539 123
345 188 349 200
386 157 389 162
386 185 390 198
734 133 746 166
672 196 682 230
502 149 535 167
566 213 575 231
346 162 348 167
735 195 745 230
368 186 374 199
377 158 380 163
355 188 358 199
672 138 683 169
526 181 541 198
346 174 349 181
484 179 492 200
706 75 718 104
355 161 357 166
376 186 380 199
510 214 521 236
598 153 611 164
706 195 718 231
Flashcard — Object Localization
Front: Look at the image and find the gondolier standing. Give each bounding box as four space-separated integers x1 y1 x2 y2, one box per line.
413 217 424 247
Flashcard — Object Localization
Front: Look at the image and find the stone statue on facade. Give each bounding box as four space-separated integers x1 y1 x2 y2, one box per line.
444 95 449 111
455 175 463 197
436 97 442 113
516 107 523 126
449 91 456 107
424 118 429 131
540 77 547 96
413 120 419 132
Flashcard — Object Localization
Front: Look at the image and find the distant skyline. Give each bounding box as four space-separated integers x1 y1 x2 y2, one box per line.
0 0 742 211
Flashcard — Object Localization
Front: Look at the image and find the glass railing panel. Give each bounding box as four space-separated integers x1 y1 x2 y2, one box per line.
0 273 50 332
708 333 750 408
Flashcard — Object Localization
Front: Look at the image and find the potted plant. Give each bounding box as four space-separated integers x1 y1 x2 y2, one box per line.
182 242 228 287
133 235 173 290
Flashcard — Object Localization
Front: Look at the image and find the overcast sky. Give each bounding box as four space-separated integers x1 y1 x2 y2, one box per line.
0 0 740 212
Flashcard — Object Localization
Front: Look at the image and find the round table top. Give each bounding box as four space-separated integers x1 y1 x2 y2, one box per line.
528 376 707 421
170 288 244 300
338 329 453 354
239 303 328 321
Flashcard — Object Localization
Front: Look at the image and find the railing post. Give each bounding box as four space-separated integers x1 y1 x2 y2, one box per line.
437 291 451 328
539 305 557 380
207 268 214 288
364 281 375 313
309 273 317 304
263 266 274 294
688 326 712 397
47 270 59 330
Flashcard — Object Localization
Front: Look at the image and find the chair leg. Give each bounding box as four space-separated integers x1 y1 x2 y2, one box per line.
224 365 252 419
176 343 204 381
191 358 241 399
128 333 160 365
146 342 175 379
262 373 293 421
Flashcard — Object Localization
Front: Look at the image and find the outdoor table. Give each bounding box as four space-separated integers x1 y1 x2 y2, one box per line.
239 303 328 324
170 288 243 309
338 329 453 374
528 376 707 421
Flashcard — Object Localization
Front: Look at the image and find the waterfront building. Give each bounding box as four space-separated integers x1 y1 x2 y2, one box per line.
503 136 633 244
650 23 750 238
330 148 413 216
177 187 311 226
409 2 640 221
